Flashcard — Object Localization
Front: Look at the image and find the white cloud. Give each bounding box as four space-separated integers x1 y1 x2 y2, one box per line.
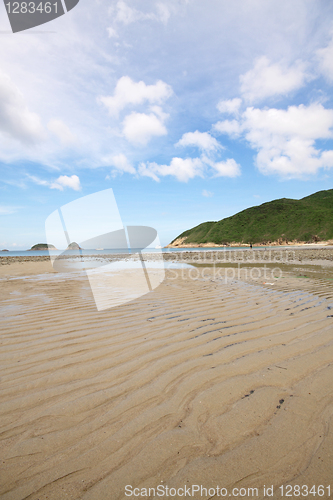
0 0 331 194
138 154 241 182
27 175 50 187
137 162 160 182
175 130 240 179
122 110 168 145
156 3 171 24
137 125 242 182
111 1 171 26
112 1 140 25
211 158 241 177
316 35 333 82
215 103 333 177
106 27 119 38
51 175 81 191
0 71 45 144
202 156 241 177
48 119 76 146
176 130 223 152
240 57 308 103
213 119 242 138
103 153 135 174
202 189 213 197
28 174 81 191
99 76 172 117
217 98 242 115
139 157 204 182
243 104 333 141
149 105 169 122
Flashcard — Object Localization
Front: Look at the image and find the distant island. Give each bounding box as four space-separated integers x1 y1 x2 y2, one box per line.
1 249 9 252
66 242 82 250
29 242 82 251
29 244 57 251
168 189 333 247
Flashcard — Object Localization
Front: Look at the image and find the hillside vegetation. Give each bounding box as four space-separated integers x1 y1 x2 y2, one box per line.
170 189 333 246
29 243 57 250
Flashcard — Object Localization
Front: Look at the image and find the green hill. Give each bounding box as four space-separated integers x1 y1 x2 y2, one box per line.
170 189 333 246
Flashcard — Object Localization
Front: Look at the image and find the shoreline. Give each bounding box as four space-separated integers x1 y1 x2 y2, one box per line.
1 247 333 272
167 238 333 248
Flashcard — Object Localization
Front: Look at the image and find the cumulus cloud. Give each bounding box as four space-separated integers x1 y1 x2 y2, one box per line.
173 129 241 179
48 119 76 146
243 104 333 140
99 76 173 117
136 125 242 181
201 155 241 177
138 157 204 182
176 130 223 152
103 153 135 174
51 175 81 191
213 119 242 138
210 158 241 177
0 71 45 144
138 154 241 182
214 103 333 177
28 174 81 191
316 35 333 82
240 57 308 103
122 110 168 145
217 98 242 115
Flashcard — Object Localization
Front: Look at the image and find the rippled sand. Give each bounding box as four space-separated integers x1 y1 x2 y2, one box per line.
0 262 333 499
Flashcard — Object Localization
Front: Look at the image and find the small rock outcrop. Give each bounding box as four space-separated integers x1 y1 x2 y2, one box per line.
66 242 82 250
29 244 57 251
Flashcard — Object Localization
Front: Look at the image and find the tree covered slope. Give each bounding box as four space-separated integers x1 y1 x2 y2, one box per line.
170 189 333 245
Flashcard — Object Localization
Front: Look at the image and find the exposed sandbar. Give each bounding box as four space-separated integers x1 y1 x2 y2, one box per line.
0 259 332 499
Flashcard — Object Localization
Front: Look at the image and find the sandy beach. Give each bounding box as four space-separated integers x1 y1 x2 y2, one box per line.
0 254 333 500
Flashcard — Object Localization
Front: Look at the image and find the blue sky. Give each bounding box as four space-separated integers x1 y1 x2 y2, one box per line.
1 0 333 249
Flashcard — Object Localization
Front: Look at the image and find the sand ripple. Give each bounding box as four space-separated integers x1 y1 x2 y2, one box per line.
0 268 332 499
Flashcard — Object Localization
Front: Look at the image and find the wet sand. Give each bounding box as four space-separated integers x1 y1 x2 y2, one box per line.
0 257 333 499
